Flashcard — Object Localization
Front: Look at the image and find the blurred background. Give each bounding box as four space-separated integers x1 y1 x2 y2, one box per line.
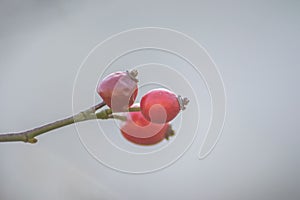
0 0 299 199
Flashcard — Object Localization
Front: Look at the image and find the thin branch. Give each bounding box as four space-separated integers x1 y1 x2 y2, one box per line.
0 103 141 144
0 101 106 144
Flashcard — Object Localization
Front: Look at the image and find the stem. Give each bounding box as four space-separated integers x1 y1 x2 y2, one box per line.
0 102 141 144
108 114 127 121
0 102 106 143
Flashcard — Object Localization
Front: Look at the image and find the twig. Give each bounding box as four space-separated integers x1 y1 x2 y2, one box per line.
0 102 106 143
0 102 141 144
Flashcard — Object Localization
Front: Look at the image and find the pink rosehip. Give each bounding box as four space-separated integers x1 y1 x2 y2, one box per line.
140 88 189 123
120 111 174 145
97 70 138 112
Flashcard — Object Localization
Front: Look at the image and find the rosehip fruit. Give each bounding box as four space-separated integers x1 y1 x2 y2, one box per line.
97 70 138 112
140 88 189 123
120 111 174 145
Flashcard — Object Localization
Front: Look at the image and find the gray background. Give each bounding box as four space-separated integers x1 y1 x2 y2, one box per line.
0 0 299 199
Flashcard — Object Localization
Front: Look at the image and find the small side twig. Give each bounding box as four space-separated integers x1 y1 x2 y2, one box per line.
92 101 106 111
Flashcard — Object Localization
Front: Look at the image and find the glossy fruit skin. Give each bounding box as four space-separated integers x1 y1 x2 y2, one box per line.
97 71 138 112
120 111 170 145
140 88 180 123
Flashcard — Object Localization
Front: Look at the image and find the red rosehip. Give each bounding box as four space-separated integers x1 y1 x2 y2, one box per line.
140 88 189 123
97 70 138 112
120 111 174 145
